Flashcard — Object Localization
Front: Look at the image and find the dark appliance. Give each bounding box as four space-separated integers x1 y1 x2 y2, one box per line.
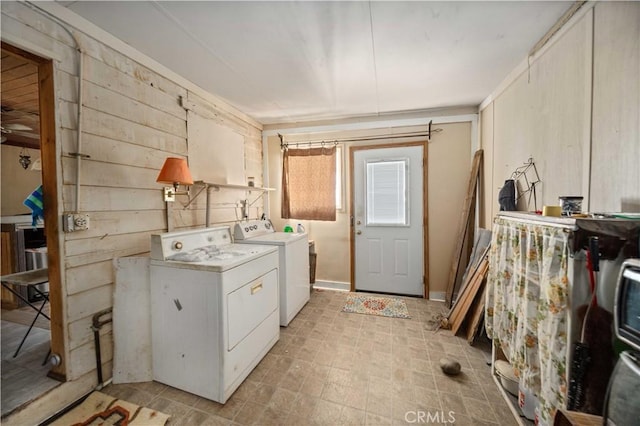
603 259 640 425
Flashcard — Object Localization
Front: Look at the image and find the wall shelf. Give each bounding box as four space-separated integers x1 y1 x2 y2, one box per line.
185 181 274 226
193 180 275 192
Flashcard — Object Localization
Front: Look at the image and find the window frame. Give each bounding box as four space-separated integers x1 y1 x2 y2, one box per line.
364 157 410 227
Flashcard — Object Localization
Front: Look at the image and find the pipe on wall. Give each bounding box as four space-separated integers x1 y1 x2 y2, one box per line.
91 307 113 389
24 1 88 213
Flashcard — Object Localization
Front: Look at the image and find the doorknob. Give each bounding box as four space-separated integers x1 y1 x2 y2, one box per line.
356 230 362 235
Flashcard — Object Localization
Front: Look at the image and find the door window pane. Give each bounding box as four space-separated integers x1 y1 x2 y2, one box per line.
366 159 408 226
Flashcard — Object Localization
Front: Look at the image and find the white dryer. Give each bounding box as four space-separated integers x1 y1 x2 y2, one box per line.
234 219 310 326
149 226 279 403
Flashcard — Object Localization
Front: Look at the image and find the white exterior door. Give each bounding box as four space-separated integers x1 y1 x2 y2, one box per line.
353 145 424 296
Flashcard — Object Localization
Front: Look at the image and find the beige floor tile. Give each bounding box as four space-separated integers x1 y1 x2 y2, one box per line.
193 395 244 420
459 380 489 400
266 387 296 413
231 379 260 401
310 399 345 425
368 377 392 396
258 405 290 426
392 365 411 383
146 396 192 419
232 401 266 425
260 368 285 386
365 412 392 425
130 380 169 396
290 393 319 418
462 396 499 423
410 370 436 389
327 366 352 386
412 387 442 408
101 290 519 426
491 403 521 425
286 412 312 425
307 362 331 379
366 392 392 418
438 391 468 417
175 408 231 426
314 349 337 366
300 376 326 397
339 406 367 425
101 383 156 407
321 381 348 404
278 371 305 393
391 397 438 424
342 386 368 410
250 382 276 405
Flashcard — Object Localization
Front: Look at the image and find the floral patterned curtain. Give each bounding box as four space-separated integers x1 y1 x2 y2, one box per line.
486 217 570 425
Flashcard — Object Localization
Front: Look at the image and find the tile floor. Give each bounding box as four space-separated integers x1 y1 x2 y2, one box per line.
102 289 518 425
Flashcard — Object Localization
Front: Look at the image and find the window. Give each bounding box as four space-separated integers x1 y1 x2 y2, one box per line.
281 146 337 221
365 159 409 226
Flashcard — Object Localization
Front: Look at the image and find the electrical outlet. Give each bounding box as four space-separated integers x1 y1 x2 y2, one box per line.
63 213 90 232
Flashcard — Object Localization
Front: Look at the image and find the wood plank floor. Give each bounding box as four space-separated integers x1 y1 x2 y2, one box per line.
1 304 60 418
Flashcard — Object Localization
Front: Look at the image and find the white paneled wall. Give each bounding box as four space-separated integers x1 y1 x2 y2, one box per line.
491 8 592 215
590 2 640 211
480 2 640 225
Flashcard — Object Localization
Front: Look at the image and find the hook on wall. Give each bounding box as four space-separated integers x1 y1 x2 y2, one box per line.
509 157 542 210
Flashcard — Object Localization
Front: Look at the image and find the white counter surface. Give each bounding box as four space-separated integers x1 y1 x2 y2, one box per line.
1 215 43 228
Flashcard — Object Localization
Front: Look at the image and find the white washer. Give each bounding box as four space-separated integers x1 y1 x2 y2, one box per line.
234 219 310 326
149 226 279 403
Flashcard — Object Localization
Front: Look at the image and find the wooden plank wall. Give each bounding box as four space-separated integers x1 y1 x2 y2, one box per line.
2 2 263 381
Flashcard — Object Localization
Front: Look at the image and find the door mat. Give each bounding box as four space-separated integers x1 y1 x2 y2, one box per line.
48 391 170 426
342 293 411 319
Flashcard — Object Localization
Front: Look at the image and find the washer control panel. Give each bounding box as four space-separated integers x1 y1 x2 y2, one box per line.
150 226 232 260
233 219 275 240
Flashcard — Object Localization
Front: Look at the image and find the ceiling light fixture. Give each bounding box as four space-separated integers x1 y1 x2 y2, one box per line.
19 148 31 170
156 157 194 202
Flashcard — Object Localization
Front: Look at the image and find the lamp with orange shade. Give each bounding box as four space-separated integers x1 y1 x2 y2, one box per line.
156 157 194 202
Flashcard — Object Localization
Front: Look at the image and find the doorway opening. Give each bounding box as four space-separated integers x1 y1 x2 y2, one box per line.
1 42 64 418
349 141 429 297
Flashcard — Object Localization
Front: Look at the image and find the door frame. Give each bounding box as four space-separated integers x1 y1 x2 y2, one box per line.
2 42 66 379
349 141 429 298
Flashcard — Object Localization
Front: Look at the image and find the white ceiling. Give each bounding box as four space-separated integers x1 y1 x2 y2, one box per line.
58 1 572 125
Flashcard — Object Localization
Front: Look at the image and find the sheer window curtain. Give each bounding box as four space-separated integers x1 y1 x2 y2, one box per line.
282 146 336 221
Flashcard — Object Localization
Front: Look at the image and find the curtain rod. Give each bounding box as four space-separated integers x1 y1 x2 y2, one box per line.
279 120 442 149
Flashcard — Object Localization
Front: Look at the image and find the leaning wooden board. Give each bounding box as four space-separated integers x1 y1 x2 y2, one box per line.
445 149 484 307
467 285 487 344
449 258 489 335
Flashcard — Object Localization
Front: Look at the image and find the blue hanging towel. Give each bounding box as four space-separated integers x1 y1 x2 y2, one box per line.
23 185 44 227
